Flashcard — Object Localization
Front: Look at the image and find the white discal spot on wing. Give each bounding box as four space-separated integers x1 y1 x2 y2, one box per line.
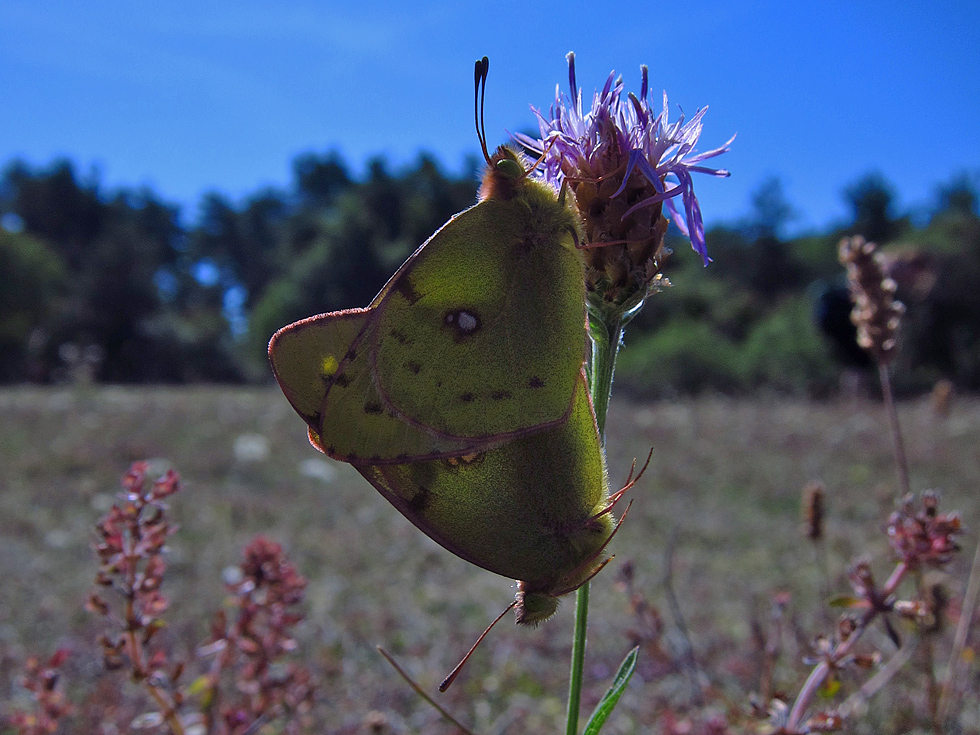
458 311 478 333
444 309 482 337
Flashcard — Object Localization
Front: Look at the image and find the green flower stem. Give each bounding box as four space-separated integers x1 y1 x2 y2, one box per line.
566 307 624 735
588 309 623 440
566 576 591 735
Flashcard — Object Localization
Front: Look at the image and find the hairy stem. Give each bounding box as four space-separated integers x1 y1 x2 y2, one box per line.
565 309 623 735
588 310 622 440
566 578 591 735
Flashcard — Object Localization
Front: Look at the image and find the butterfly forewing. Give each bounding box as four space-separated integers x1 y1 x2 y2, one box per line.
372 197 587 441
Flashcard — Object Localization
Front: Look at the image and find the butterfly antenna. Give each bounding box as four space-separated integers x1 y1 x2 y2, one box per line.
474 56 491 165
439 599 516 692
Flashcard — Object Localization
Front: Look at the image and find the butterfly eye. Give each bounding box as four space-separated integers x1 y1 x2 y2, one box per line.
495 157 524 179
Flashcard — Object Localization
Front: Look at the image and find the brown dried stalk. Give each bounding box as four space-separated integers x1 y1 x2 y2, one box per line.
784 492 962 732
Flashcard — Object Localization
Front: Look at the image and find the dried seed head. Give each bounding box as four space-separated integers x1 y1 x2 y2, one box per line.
919 572 949 633
887 491 962 568
801 481 825 541
838 235 906 364
931 378 953 418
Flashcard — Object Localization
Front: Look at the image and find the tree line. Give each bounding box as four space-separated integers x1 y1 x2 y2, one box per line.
1 153 977 394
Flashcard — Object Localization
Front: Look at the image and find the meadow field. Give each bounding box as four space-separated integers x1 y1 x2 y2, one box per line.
1 385 978 734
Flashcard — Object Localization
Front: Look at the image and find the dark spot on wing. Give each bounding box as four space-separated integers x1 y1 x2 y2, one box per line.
459 392 474 403
407 486 432 514
529 376 545 388
364 402 383 415
491 390 512 400
406 360 421 374
395 275 422 305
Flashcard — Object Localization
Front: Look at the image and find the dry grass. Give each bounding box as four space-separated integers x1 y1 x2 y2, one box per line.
1 385 978 733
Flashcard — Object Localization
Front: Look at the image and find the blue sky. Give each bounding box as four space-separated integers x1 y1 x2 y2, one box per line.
1 0 978 233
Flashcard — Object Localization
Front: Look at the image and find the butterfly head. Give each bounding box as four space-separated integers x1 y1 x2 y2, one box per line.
479 145 531 202
514 586 560 626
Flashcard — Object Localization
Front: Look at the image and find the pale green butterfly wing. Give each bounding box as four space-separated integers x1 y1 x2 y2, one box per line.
269 309 485 462
267 240 414 432
371 182 587 440
270 150 586 460
269 308 369 433
356 371 612 590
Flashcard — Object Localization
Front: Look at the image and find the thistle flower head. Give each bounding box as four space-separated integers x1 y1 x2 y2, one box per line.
516 52 733 311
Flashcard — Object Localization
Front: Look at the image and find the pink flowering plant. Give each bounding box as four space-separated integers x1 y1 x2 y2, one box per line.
2 462 318 735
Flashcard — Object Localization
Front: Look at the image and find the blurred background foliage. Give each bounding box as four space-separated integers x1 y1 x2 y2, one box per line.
1 153 978 396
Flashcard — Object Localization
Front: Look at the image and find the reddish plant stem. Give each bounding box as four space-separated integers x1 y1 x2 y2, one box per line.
122 507 184 735
937 531 980 723
786 561 909 730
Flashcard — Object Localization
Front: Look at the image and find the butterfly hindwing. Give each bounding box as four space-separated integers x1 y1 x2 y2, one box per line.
269 309 483 462
356 371 611 589
268 308 370 434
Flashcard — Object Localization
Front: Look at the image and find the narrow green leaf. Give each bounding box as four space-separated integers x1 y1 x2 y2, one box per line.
581 646 639 735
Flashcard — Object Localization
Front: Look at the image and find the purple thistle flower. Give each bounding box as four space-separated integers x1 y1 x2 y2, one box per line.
516 53 733 269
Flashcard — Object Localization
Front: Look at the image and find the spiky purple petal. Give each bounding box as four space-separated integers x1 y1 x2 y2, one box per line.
520 53 732 266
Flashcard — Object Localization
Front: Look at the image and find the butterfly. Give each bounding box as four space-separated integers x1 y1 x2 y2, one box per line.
269 57 639 687
268 58 587 464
